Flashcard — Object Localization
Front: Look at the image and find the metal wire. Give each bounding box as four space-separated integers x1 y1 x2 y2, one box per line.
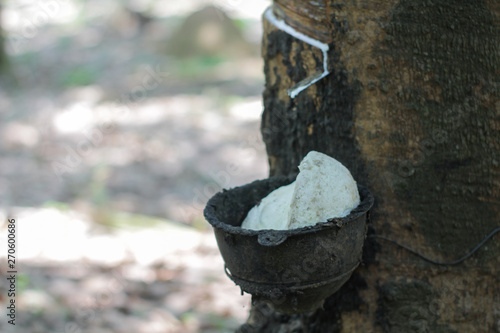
369 226 500 265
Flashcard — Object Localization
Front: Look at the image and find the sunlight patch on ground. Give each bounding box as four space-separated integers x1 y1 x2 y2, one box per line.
53 102 95 134
0 207 251 331
1 122 40 148
3 207 207 266
229 98 263 121
3 0 83 31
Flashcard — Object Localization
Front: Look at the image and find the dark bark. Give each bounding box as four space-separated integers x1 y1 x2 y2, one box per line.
241 1 500 332
0 4 8 73
0 3 14 86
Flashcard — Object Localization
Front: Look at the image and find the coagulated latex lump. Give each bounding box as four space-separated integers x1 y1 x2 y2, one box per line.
241 151 360 230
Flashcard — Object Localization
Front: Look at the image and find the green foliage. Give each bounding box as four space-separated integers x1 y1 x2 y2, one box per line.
41 201 71 211
174 56 226 77
61 67 97 87
232 18 251 32
16 273 29 295
92 210 165 230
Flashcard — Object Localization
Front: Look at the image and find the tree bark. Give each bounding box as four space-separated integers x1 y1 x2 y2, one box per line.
0 4 7 72
241 1 500 332
0 3 11 78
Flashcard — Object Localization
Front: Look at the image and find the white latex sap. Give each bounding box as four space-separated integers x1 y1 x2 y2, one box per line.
241 151 360 230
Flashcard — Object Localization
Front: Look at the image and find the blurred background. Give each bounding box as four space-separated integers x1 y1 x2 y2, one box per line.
0 0 270 332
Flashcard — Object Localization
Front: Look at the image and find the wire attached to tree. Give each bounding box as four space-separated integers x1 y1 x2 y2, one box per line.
369 226 500 265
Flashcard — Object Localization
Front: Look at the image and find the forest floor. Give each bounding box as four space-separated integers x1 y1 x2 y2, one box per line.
0 0 271 331
0 207 252 332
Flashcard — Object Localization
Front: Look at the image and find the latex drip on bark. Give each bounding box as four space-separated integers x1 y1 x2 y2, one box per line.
265 1 335 98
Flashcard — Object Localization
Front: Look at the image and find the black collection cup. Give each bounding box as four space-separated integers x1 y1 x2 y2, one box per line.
204 176 374 313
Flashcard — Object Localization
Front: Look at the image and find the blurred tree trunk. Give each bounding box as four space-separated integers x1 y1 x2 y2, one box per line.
240 1 500 332
0 3 10 74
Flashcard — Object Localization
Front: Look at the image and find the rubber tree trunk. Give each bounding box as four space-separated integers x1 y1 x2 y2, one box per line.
240 1 500 332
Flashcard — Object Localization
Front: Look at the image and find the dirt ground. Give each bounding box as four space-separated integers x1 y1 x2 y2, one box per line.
0 0 271 331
